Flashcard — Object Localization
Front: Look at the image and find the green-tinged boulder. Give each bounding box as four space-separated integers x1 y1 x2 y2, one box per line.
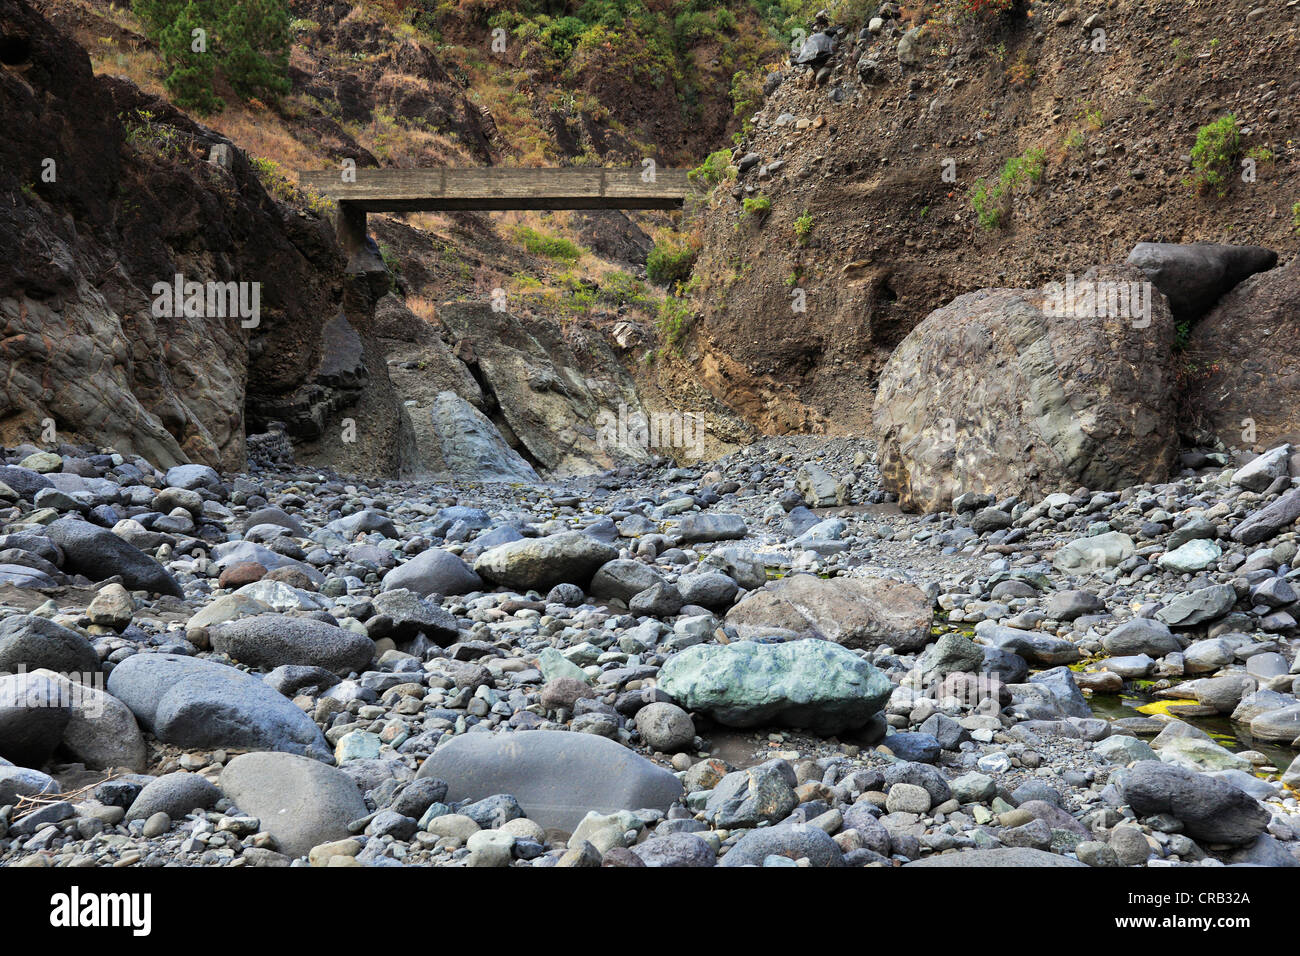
1155 583 1237 627
658 638 894 735
1158 539 1222 573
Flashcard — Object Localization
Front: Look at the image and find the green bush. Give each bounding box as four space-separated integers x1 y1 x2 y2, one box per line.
656 296 694 349
599 271 653 307
688 148 735 187
514 226 583 262
969 146 1046 231
646 239 697 286
794 211 812 246
1190 114 1241 197
741 194 771 221
120 108 187 157
1293 201 1300 234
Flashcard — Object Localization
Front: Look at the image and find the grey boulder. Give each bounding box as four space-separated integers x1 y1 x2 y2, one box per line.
473 532 618 592
905 847 1085 867
1125 241 1277 320
220 751 369 858
415 729 681 832
725 574 933 651
0 614 99 675
719 824 845 867
380 548 482 597
106 653 331 761
1122 762 1269 846
45 518 183 596
211 614 375 675
125 771 220 822
0 670 71 766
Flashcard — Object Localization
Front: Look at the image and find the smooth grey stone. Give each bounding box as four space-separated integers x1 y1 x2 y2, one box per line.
107 653 331 760
415 729 681 832
220 751 369 858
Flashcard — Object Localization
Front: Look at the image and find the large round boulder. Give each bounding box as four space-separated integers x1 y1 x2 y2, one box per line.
872 264 1177 512
220 751 369 858
105 653 331 761
473 532 617 592
725 573 932 651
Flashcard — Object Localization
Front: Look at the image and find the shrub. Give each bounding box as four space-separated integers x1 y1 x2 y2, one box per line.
514 226 583 262
1189 114 1241 197
688 148 735 188
969 146 1046 231
120 108 187 157
646 239 697 286
656 296 694 349
379 243 402 274
794 211 813 246
730 69 762 134
1293 201 1300 234
599 271 653 307
741 194 771 222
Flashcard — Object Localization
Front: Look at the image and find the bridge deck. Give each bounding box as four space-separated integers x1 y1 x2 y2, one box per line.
298 167 690 212
297 166 690 272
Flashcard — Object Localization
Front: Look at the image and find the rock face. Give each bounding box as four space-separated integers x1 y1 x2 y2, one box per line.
1122 762 1270 846
473 532 618 592
872 266 1177 512
415 730 682 832
1125 242 1277 320
1183 260 1300 450
725 574 932 651
45 518 183 596
210 614 375 675
220 752 369 858
428 391 539 482
438 302 658 475
0 0 358 471
106 653 331 761
658 638 894 734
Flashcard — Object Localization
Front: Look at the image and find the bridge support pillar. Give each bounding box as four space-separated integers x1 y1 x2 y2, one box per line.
337 202 384 274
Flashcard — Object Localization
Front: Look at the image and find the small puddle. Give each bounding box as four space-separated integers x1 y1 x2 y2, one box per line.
1088 689 1297 776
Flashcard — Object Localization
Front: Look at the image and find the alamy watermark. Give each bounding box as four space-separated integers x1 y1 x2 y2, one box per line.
50 886 151 936
1042 273 1152 327
1 666 105 718
596 404 704 458
151 273 260 328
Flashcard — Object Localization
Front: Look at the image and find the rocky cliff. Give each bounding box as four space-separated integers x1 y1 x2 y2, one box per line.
0 0 409 472
686 0 1300 436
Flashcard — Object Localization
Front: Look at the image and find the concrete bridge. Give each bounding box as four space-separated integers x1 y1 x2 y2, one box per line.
297 166 691 273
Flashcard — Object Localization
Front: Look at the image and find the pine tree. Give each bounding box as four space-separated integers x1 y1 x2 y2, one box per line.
218 0 291 102
131 0 291 113
158 1 223 113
